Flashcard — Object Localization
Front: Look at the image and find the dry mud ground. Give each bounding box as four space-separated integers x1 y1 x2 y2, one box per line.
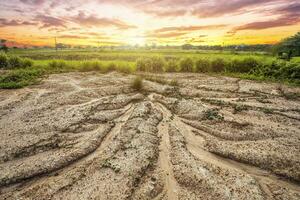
0 72 299 200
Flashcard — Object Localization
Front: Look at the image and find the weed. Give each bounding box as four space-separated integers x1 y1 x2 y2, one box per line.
256 97 271 103
131 76 143 91
101 159 121 173
202 98 227 106
0 69 43 89
48 60 68 69
8 56 22 69
233 104 248 113
195 58 210 72
136 56 165 72
165 59 178 72
21 58 34 68
211 58 226 72
237 98 246 102
0 52 8 68
179 57 194 72
203 109 224 120
261 107 274 114
169 79 179 87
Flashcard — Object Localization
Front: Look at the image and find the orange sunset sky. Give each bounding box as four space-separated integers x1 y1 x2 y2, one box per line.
0 0 299 47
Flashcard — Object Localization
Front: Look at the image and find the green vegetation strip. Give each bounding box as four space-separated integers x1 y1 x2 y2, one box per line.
0 50 299 89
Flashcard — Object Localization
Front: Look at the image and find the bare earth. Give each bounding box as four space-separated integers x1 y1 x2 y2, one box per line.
0 72 299 200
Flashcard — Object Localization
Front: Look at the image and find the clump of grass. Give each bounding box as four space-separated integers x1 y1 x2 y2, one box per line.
195 58 210 73
179 57 194 72
21 58 34 68
136 56 165 72
165 59 178 72
0 53 33 69
101 159 121 173
107 62 116 72
169 79 179 87
78 61 103 72
211 58 226 72
131 76 143 91
116 65 132 74
203 109 224 120
0 69 43 89
261 107 274 114
227 57 259 73
8 56 23 69
201 98 227 106
48 60 68 69
0 52 9 68
233 104 249 114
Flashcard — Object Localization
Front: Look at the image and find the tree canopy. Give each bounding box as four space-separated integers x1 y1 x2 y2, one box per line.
275 32 300 59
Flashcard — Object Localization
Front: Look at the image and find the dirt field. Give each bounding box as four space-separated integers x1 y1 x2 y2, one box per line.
0 72 299 200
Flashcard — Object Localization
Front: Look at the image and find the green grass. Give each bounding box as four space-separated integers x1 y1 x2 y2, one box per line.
1 49 299 89
9 49 275 62
0 69 43 89
131 76 143 91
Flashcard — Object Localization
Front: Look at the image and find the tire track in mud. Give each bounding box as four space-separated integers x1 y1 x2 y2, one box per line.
151 97 300 199
178 119 300 192
0 104 135 198
1 72 299 199
179 118 300 195
154 102 179 200
0 101 134 188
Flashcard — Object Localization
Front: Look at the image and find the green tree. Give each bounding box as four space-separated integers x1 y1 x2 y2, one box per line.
274 32 300 60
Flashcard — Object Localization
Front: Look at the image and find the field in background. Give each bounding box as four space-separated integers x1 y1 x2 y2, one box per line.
1 49 300 89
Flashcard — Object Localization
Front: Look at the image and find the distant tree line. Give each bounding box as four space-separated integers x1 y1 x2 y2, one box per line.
182 43 273 52
273 32 300 60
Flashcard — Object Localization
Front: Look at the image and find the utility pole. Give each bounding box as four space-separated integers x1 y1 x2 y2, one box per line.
55 37 57 52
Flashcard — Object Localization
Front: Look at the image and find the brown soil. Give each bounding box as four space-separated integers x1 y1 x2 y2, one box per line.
0 72 299 200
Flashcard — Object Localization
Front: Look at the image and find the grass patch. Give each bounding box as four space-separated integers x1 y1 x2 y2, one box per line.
233 104 249 114
203 109 224 120
131 76 143 91
0 69 44 89
1 49 299 89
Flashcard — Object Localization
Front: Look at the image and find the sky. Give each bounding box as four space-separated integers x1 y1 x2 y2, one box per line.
0 0 299 47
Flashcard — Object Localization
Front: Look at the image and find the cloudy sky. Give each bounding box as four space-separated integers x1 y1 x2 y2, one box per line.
0 0 299 47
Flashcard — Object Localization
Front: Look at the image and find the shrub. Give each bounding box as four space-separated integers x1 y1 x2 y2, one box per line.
136 57 165 72
116 65 132 74
0 52 8 69
21 58 34 68
48 60 68 69
79 61 103 72
195 58 210 73
253 60 283 78
136 58 149 71
165 59 178 72
150 56 165 72
227 59 243 73
203 108 224 120
279 62 300 80
240 57 260 73
169 79 179 87
107 63 116 72
0 69 43 89
179 57 194 72
8 55 22 69
131 76 143 91
211 58 226 72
